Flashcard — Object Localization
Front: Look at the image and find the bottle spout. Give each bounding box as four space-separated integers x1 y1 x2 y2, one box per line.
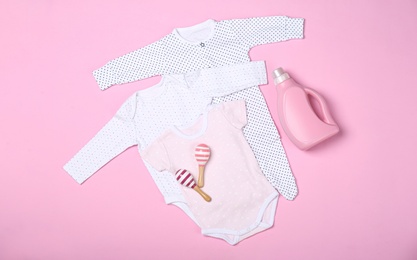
273 67 291 84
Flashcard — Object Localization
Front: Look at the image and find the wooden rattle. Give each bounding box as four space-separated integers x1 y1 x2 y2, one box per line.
194 144 211 187
175 169 211 202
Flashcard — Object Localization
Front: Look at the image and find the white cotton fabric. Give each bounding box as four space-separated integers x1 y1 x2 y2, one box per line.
91 16 304 200
64 61 267 211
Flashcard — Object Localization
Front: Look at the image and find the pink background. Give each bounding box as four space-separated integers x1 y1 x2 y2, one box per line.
1 0 417 259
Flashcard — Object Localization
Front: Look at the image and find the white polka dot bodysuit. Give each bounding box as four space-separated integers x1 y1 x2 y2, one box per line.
92 16 304 200
142 100 278 245
64 62 268 218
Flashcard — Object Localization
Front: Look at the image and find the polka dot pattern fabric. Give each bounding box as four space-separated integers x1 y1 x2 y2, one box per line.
64 98 138 184
90 16 304 200
93 16 304 90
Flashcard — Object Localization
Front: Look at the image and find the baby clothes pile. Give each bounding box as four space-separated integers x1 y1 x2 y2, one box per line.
64 16 304 245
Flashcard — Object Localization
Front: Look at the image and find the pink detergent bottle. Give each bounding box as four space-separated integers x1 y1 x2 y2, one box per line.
273 67 339 150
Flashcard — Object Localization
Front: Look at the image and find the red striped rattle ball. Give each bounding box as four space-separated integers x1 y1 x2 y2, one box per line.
175 169 211 202
194 144 211 188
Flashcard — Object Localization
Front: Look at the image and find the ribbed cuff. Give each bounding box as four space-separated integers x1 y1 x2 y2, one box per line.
253 60 268 85
63 163 85 185
92 62 117 90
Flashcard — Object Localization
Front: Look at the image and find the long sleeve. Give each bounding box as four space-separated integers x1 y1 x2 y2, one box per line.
229 16 304 49
93 39 167 90
64 95 138 184
187 61 267 98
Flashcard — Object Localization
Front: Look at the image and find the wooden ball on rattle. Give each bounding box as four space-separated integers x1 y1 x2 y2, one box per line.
194 144 211 187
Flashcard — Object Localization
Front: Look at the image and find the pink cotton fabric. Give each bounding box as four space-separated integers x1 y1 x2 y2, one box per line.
142 100 278 244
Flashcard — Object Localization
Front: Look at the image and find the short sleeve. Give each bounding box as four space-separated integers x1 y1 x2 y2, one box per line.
221 100 247 129
141 138 170 172
229 16 304 49
93 38 168 90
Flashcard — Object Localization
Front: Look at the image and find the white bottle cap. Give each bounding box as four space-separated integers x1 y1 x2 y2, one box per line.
272 67 290 84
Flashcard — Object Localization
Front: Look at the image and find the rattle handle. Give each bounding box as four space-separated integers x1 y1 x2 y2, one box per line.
198 165 205 188
193 186 212 202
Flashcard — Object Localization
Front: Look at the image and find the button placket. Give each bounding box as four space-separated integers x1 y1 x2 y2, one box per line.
195 43 211 68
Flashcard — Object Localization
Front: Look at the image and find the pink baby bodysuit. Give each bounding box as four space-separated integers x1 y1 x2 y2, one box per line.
142 100 278 245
